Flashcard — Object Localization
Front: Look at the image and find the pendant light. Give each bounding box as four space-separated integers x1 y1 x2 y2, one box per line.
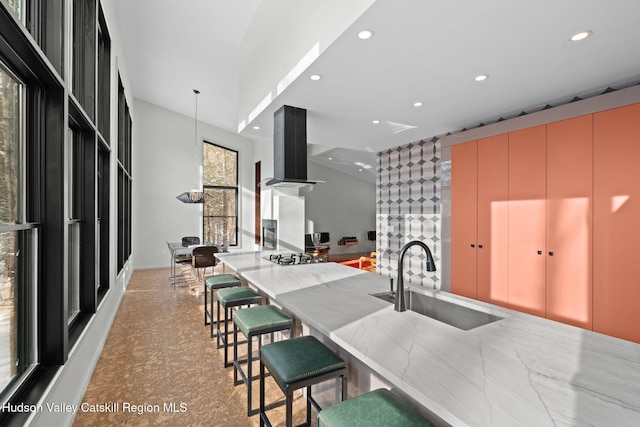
176 89 204 203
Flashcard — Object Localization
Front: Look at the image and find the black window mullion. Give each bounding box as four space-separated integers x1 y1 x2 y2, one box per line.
202 140 239 247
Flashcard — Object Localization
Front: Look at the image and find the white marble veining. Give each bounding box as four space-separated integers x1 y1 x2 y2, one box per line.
217 251 640 427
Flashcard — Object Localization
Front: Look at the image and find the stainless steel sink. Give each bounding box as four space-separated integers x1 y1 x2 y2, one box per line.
371 290 503 330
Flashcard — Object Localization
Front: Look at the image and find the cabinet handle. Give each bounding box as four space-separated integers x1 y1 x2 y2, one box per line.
470 244 475 248
548 251 554 256
478 244 483 249
537 250 542 255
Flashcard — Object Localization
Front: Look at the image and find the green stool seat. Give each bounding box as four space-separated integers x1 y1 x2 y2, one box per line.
318 389 434 427
232 305 293 416
205 273 241 289
234 305 293 336
217 287 262 305
203 274 240 338
260 335 347 427
216 287 262 367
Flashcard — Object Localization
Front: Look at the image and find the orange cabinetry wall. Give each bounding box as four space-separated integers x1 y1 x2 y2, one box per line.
451 141 478 299
507 125 547 317
593 103 640 343
546 115 593 329
450 106 640 342
451 116 597 332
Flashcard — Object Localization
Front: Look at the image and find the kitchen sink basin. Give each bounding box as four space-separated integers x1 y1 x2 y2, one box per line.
371 290 503 330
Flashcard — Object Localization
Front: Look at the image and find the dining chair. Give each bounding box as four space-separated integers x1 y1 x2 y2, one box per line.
192 245 219 281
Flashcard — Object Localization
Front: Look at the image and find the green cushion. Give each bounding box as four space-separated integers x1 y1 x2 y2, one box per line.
205 274 241 290
217 287 261 306
318 389 433 427
260 336 345 391
233 305 292 337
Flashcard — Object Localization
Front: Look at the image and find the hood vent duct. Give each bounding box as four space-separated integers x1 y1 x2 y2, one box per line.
266 105 317 187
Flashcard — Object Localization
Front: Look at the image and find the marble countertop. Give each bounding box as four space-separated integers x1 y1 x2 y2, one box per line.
216 251 640 427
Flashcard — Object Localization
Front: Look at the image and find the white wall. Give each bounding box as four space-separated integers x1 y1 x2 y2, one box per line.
301 161 376 256
132 99 256 269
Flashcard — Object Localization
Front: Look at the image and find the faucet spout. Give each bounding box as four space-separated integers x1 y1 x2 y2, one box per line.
395 240 436 312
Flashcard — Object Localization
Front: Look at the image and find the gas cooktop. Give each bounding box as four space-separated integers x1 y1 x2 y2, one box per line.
264 253 323 265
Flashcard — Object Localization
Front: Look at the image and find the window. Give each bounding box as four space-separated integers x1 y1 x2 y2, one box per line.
67 128 83 324
117 75 132 273
203 142 238 246
97 7 111 140
1 0 112 417
6 0 23 22
72 0 96 120
0 60 37 399
97 146 110 294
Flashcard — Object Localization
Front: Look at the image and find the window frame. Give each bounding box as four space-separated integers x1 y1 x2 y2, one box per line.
203 141 239 247
0 1 114 421
116 74 132 273
0 59 39 404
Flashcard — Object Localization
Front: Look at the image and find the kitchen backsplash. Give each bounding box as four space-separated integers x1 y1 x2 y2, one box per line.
377 137 442 288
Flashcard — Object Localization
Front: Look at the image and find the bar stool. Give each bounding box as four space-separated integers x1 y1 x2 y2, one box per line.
217 287 263 367
259 335 347 427
317 388 434 427
232 305 294 416
204 274 241 339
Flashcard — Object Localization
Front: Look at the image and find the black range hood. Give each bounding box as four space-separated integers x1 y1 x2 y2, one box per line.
266 105 317 187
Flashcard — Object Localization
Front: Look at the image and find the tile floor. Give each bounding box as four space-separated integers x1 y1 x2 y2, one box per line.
72 267 313 427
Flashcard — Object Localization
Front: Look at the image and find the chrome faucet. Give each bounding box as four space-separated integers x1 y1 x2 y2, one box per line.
396 240 437 312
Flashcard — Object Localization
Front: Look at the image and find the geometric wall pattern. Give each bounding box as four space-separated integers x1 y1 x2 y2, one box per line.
376 136 442 289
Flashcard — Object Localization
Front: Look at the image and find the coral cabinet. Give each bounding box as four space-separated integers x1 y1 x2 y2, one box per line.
451 116 596 331
451 140 478 300
593 103 640 343
546 115 593 329
507 125 548 317
451 134 509 306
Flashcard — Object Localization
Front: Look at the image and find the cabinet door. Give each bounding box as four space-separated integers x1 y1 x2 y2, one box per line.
594 103 640 343
546 115 593 329
451 141 478 299
508 125 547 317
477 134 509 307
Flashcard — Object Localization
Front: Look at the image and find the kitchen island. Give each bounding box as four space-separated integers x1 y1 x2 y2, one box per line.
216 251 640 427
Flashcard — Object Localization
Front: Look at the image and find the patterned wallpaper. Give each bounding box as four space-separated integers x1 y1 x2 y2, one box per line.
376 137 442 289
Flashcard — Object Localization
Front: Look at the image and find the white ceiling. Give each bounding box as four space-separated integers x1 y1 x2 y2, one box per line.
114 0 262 131
114 0 640 180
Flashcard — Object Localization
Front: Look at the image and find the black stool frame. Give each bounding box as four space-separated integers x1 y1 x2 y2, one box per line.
204 284 215 337
217 297 261 367
204 281 238 338
259 361 347 427
233 321 294 416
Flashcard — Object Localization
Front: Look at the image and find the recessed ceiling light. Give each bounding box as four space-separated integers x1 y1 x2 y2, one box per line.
474 74 489 82
372 120 380 124
328 157 333 161
569 30 592 42
252 125 261 130
357 30 374 40
309 74 322 81
413 101 423 107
